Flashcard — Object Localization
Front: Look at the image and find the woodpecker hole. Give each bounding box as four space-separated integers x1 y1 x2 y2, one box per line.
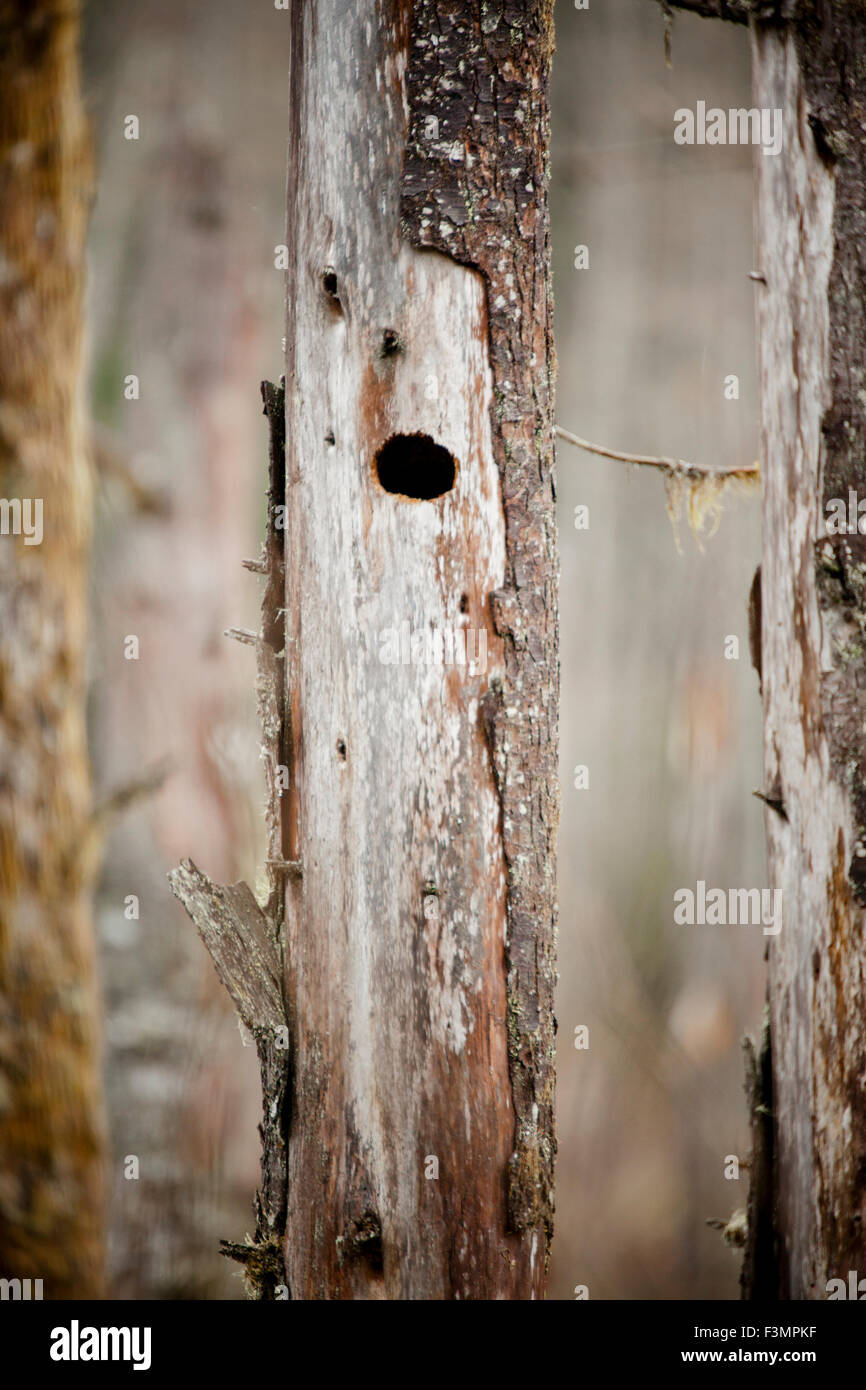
336 738 347 760
380 328 401 357
459 593 469 614
374 433 456 501
321 267 341 310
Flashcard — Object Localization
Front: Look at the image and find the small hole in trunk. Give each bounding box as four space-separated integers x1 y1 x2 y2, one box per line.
374 433 456 501
321 267 341 310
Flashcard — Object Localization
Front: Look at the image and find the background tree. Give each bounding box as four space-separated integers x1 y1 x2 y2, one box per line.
0 0 104 1298
172 0 559 1300
661 0 866 1299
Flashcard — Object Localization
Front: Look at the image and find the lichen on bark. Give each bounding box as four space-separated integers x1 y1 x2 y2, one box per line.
401 0 560 1243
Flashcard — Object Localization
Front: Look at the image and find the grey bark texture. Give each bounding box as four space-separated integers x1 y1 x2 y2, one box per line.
664 0 866 1299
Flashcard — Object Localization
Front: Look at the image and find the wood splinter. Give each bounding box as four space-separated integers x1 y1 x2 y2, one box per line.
225 626 258 646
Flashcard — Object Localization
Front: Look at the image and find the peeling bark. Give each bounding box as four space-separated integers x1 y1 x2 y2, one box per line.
401 2 559 1245
169 387 292 1301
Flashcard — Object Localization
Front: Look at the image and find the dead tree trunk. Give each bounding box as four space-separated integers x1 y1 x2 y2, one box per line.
0 0 104 1297
172 0 558 1300
662 0 866 1299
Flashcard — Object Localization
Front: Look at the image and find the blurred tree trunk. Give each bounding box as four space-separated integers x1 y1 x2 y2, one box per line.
173 0 559 1300
663 0 866 1299
0 0 104 1297
82 0 287 1300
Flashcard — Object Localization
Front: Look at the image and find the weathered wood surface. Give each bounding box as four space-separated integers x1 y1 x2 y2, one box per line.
753 7 866 1298
660 0 866 1299
174 0 559 1300
279 0 557 1300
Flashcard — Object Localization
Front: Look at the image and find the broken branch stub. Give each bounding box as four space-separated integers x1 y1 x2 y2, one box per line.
167 859 284 1035
168 857 290 1300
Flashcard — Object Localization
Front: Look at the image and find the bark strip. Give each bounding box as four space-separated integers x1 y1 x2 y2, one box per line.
169 386 292 1299
401 0 559 1246
752 2 866 1300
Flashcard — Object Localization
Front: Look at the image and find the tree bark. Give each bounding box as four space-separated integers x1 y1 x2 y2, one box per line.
173 0 558 1300
0 0 104 1298
662 0 866 1299
753 2 866 1301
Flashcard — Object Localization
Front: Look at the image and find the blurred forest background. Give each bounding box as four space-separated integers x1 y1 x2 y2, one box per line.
74 0 763 1298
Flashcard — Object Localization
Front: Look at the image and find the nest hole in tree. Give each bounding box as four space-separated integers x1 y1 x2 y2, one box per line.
321 266 341 310
373 432 456 501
